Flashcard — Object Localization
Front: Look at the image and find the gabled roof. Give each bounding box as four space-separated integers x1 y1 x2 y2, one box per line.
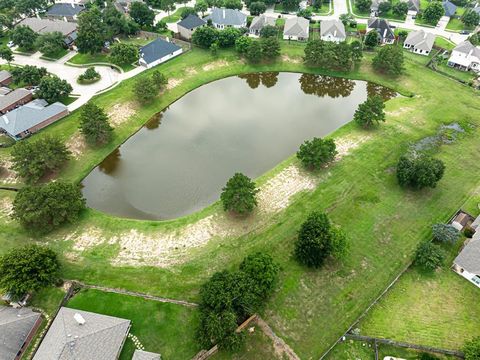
47 3 85 17
371 0 388 11
140 38 182 65
205 8 247 26
284 16 309 38
401 0 420 12
404 30 435 51
368 18 395 40
33 307 130 360
17 18 77 36
132 349 161 360
0 306 41 360
0 99 68 137
177 14 206 29
454 234 480 274
0 70 12 83
0 88 31 111
442 0 457 17
320 19 346 38
453 40 480 57
249 14 275 31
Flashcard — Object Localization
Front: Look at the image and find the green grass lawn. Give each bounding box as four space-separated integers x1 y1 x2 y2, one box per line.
435 60 476 83
1 44 480 359
359 239 480 350
68 52 135 71
434 36 456 51
40 48 70 61
163 7 193 23
446 17 474 31
67 289 200 360
415 17 437 27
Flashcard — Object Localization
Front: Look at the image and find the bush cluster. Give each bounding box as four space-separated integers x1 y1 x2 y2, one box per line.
396 155 445 189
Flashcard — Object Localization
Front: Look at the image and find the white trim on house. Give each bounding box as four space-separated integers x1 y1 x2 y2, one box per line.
139 48 183 69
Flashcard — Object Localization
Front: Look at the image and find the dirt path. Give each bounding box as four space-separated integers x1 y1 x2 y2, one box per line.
256 317 301 360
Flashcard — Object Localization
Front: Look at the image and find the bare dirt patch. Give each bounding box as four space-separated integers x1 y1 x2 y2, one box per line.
0 160 18 185
66 132 87 160
281 55 302 64
202 60 229 71
166 78 183 90
185 67 198 76
65 227 106 251
0 197 13 221
334 134 371 161
108 102 137 127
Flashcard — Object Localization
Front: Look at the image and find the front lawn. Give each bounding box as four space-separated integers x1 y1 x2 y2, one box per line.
446 17 474 31
162 7 193 23
435 60 476 83
40 48 70 61
434 36 456 51
68 52 135 71
67 289 200 360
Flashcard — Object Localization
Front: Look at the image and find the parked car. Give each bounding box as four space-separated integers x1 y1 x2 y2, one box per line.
459 30 471 35
7 41 14 48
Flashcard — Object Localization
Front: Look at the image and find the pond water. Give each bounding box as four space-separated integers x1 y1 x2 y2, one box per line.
82 72 395 220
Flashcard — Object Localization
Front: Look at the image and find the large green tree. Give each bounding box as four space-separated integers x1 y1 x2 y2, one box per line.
355 0 372 12
37 75 73 103
414 241 445 271
11 135 70 183
12 182 86 233
353 95 386 128
260 36 280 60
11 65 47 85
80 102 114 145
192 26 219 48
77 7 107 54
297 137 337 170
0 45 13 64
423 1 444 25
304 40 353 71
110 43 139 65
0 245 59 298
250 1 267 15
245 40 263 63
15 0 47 15
220 173 259 215
11 25 37 51
364 29 379 48
35 31 65 56
130 2 155 27
462 10 480 28
396 155 445 189
372 45 404 75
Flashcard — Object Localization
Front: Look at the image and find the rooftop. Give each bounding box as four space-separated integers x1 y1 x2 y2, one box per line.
284 16 309 37
17 17 77 36
140 38 182 65
47 3 85 17
368 18 395 40
250 14 276 30
442 0 457 17
205 8 247 26
177 14 206 29
132 349 161 360
320 19 346 38
454 233 480 275
0 70 12 83
404 30 435 51
0 88 31 111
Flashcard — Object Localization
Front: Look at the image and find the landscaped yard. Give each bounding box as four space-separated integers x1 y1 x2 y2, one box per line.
40 48 70 61
446 17 474 31
69 52 136 72
67 289 200 360
162 7 193 23
435 60 476 83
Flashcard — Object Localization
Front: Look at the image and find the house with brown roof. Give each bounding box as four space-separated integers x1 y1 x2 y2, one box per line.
0 88 33 114
0 70 12 86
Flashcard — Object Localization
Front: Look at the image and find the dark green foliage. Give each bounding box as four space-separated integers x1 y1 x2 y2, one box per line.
0 45 13 63
464 226 475 238
364 29 379 48
282 0 300 11
194 0 208 15
355 0 372 12
423 1 444 25
110 43 139 65
12 182 86 234
372 45 404 75
180 7 196 19
78 67 101 83
393 1 409 16
397 29 409 42
245 40 263 63
297 8 313 18
35 31 65 56
250 1 267 15
432 223 460 244
259 25 278 38
414 241 445 271
130 2 155 26
217 28 242 47
224 0 243 9
296 137 337 170
418 352 440 360
378 1 391 14
103 4 139 37
239 252 279 300
220 173 258 215
350 40 363 62
464 337 480 360
235 36 253 54
11 65 47 85
152 70 168 88
304 40 354 71
260 36 280 60
192 26 219 48
462 10 480 28
353 95 385 128
294 211 348 268
396 155 445 189
133 71 168 102
11 135 70 183
198 309 244 350
0 245 59 298
77 7 107 54
15 0 48 15
11 25 37 51
468 32 480 46
210 41 219 56
37 75 73 103
79 102 113 145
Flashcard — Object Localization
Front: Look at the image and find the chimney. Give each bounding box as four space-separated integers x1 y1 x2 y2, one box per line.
74 313 86 325
223 8 225 19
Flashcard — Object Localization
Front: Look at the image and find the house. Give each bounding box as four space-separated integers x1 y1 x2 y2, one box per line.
370 0 388 16
0 99 69 140
139 38 183 69
132 349 161 360
177 14 206 40
403 30 435 56
114 0 144 14
283 16 310 41
320 19 346 42
401 0 420 14
367 18 395 44
442 0 457 17
33 307 131 360
17 18 78 46
0 70 12 86
46 3 85 22
204 8 247 29
0 88 33 114
0 306 42 360
249 14 275 36
451 210 474 231
447 40 480 72
453 215 480 288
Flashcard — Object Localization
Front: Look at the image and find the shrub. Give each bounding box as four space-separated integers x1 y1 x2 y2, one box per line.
419 353 440 360
364 29 379 48
259 25 278 38
79 102 113 145
239 252 279 299
235 36 253 54
12 182 86 234
396 155 445 189
353 95 385 128
78 67 101 83
414 241 445 271
372 45 404 75
464 226 475 238
35 31 65 56
37 75 73 103
245 40 262 63
110 43 139 66
260 36 280 60
0 245 60 298
192 26 219 48
296 137 337 170
432 223 460 244
220 173 258 215
464 337 480 360
11 65 47 86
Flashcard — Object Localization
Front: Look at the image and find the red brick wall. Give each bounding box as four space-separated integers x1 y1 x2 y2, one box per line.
0 93 33 114
20 109 69 137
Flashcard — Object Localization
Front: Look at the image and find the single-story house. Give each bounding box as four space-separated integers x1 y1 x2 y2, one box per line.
0 87 11 96
132 349 161 360
33 307 131 360
442 0 457 17
403 30 435 56
453 215 480 288
401 0 420 14
177 14 206 40
367 18 395 44
0 88 33 114
46 3 85 22
370 0 388 16
320 19 346 42
17 17 78 46
283 16 310 41
0 306 42 360
204 8 247 29
0 99 69 140
139 38 183 69
447 40 480 72
0 70 12 86
249 14 275 36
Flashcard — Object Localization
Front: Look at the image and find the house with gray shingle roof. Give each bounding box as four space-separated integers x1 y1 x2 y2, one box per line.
177 14 206 40
442 0 457 17
0 88 33 114
367 18 395 44
0 70 12 86
205 8 247 29
139 38 183 69
283 16 309 41
453 215 480 288
400 0 420 13
249 14 275 36
403 30 435 56
46 3 85 22
33 307 131 360
132 349 161 360
17 18 78 46
320 19 346 42
448 40 480 72
0 306 42 360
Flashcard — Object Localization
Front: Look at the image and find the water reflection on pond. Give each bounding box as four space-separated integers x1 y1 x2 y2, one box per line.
82 73 394 220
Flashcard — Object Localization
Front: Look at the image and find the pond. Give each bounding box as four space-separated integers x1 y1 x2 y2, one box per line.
82 72 395 220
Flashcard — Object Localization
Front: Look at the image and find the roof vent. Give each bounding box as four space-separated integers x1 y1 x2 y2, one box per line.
74 313 86 325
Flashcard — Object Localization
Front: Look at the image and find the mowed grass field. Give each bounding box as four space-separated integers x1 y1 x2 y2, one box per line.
1 44 480 358
67 289 200 360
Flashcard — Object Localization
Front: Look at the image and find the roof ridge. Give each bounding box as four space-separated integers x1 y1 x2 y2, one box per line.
0 312 39 327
